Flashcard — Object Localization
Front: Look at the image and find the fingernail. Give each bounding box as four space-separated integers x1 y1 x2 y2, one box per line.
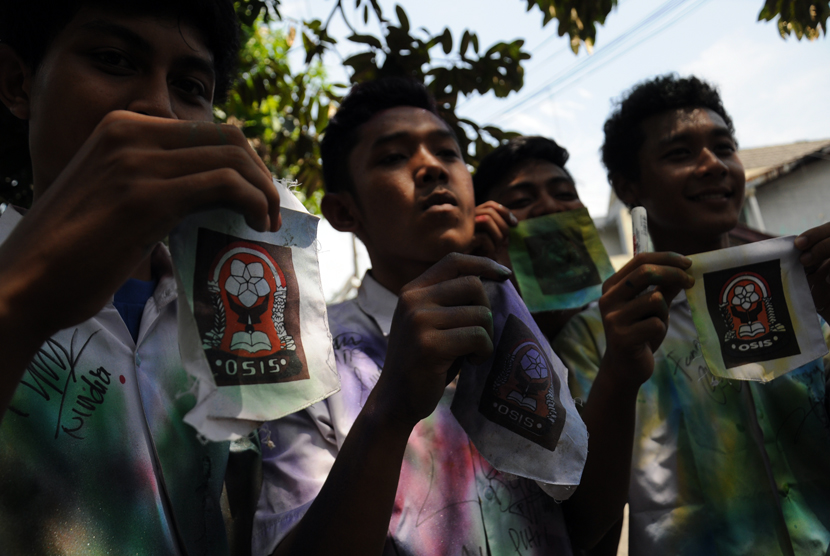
509 213 518 226
795 236 808 249
496 262 512 275
801 252 814 265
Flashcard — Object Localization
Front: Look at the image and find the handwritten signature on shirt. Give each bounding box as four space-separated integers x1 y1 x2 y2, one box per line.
10 329 113 440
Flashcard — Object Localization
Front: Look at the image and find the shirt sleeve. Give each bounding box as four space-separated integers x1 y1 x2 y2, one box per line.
552 306 606 407
252 402 338 556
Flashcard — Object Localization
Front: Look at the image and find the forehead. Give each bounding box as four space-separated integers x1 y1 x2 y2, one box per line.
640 107 730 146
50 6 213 65
507 159 571 185
356 106 455 147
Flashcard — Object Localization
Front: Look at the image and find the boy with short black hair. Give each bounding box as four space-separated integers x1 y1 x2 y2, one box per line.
554 74 830 555
0 1 281 553
254 78 665 556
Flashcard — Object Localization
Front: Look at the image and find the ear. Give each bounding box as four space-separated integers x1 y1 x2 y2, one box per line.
321 192 364 235
610 172 640 209
0 44 32 120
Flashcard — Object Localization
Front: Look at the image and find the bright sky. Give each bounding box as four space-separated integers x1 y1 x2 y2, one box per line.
277 0 830 300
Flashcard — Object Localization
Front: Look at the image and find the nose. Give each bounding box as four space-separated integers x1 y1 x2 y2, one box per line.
695 147 728 179
413 147 449 188
529 191 569 218
125 74 177 119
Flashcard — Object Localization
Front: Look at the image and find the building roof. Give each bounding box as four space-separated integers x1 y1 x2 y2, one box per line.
739 138 830 182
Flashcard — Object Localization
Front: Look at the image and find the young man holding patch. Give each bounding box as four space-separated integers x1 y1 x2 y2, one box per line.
554 74 830 555
471 135 591 340
253 78 664 556
0 1 282 554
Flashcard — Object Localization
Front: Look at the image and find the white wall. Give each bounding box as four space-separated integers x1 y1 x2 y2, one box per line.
754 160 830 236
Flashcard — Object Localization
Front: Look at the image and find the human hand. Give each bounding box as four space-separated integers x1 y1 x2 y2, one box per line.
369 253 512 429
598 252 694 388
469 201 517 268
0 110 281 344
796 222 830 322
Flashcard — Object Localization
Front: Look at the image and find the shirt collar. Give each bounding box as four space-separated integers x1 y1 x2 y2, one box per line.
356 271 398 336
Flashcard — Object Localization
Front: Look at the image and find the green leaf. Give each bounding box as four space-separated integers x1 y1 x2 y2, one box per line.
348 34 383 49
440 27 453 54
395 4 410 32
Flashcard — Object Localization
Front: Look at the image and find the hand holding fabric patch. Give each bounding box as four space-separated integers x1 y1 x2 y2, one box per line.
170 179 339 440
508 207 614 313
451 279 588 500
685 236 828 382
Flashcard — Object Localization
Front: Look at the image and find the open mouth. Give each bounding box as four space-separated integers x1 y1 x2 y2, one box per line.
688 189 734 202
422 190 459 211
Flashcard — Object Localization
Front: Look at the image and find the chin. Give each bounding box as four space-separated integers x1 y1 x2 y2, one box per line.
426 230 474 260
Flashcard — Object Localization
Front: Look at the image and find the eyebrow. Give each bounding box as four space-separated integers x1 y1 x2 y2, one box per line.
80 19 215 78
81 19 154 53
658 127 735 147
371 128 457 150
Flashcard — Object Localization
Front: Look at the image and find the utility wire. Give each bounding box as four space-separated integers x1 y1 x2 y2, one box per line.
480 0 701 121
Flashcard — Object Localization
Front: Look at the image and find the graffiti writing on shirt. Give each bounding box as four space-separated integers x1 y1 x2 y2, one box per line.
13 329 112 440
416 447 561 553
777 365 829 443
333 332 363 351
665 342 743 406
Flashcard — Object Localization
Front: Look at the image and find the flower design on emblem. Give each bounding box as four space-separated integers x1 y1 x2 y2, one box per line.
225 261 271 307
520 349 549 380
731 284 760 311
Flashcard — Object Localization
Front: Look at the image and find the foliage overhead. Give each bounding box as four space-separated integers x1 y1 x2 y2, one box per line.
759 0 828 39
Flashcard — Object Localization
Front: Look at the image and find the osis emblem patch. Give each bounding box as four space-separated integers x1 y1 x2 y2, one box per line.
192 228 308 386
703 259 800 369
479 314 566 451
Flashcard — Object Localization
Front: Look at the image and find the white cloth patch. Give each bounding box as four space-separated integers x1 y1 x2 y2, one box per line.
685 236 827 382
170 179 339 440
451 280 588 500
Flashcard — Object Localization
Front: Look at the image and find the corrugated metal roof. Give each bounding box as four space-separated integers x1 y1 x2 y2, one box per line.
739 139 830 181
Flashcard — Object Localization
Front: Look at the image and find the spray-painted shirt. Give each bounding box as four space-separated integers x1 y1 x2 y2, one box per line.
254 273 573 556
553 293 830 556
0 208 229 556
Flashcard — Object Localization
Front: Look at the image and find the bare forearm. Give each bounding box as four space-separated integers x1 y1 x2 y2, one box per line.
0 278 51 421
272 395 412 556
563 359 639 549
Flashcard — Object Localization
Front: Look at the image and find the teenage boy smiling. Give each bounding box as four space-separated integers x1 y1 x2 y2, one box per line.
554 75 830 555
0 2 280 554
254 79 666 556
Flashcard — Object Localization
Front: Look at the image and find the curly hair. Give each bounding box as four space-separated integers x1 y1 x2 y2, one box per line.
321 77 452 195
473 135 572 205
0 0 240 103
601 74 735 184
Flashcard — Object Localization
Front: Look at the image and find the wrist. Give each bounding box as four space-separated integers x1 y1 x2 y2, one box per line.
597 353 649 397
361 389 418 441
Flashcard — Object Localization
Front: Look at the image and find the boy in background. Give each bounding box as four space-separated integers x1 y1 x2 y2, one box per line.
472 135 589 339
0 1 281 553
554 74 830 555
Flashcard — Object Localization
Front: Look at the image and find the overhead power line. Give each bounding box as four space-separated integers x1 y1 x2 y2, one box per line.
484 0 711 122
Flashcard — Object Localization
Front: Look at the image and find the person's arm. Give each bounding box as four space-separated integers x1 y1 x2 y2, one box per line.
795 222 830 416
562 252 694 549
271 253 511 556
0 110 280 421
